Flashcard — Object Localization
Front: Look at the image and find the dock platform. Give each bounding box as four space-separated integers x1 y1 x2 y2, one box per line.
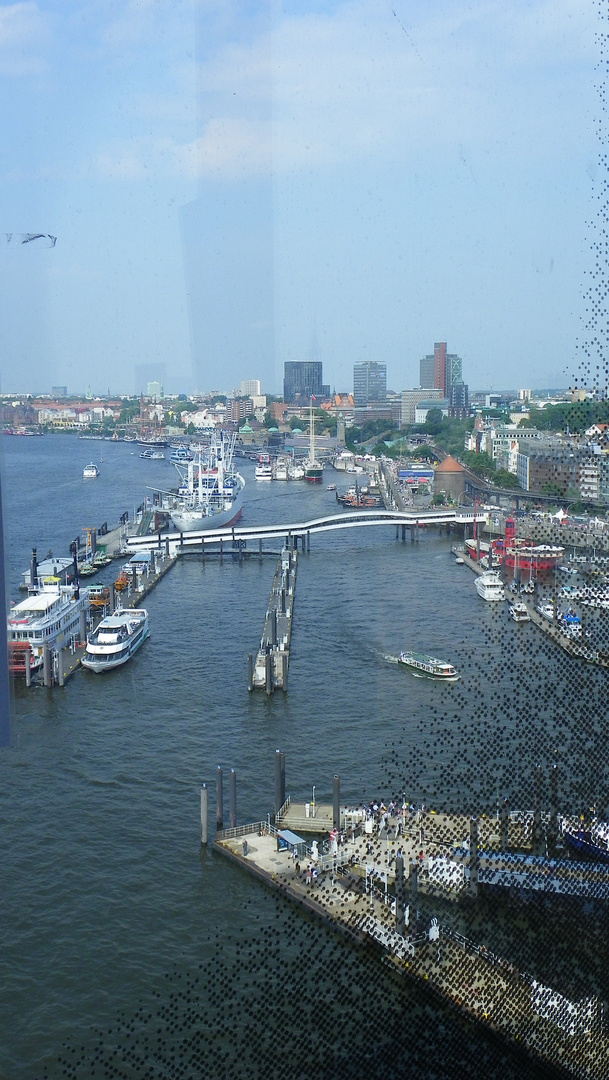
249 547 297 692
214 819 609 1080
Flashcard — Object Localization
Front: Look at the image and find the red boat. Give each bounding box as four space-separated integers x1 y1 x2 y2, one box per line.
493 518 564 577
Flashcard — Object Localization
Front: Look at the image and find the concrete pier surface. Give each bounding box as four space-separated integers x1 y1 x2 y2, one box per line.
250 547 297 692
214 819 609 1080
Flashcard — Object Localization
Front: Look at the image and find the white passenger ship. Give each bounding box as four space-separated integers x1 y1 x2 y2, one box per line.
8 552 90 675
82 609 150 672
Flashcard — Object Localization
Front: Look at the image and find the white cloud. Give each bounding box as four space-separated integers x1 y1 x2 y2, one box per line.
79 0 597 184
0 1 48 75
190 0 597 178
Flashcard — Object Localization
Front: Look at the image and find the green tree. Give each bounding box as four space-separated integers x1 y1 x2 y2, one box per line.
424 408 444 436
541 481 563 498
494 468 521 489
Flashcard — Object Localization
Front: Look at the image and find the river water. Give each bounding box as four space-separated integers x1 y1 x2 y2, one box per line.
1 434 607 1079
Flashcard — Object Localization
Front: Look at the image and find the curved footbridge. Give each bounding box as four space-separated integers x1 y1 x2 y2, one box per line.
125 506 487 556
123 508 487 694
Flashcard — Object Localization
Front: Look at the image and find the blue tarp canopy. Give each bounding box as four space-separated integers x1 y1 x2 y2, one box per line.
277 829 305 850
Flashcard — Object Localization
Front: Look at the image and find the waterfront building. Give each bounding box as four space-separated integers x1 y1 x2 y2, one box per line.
353 361 387 406
283 361 330 404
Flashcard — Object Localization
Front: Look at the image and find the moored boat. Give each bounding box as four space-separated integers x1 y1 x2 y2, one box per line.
475 571 505 601
562 819 609 864
88 584 111 609
169 446 193 464
158 431 246 532
82 608 150 672
398 651 460 681
303 404 323 482
509 601 531 622
255 454 273 480
7 551 90 676
272 455 290 481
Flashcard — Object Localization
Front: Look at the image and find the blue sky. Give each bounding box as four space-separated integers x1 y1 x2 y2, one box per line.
0 0 600 397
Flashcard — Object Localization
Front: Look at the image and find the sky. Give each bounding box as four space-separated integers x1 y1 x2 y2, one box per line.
0 0 601 398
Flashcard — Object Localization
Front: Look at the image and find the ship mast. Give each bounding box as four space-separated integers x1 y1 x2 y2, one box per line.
309 402 316 466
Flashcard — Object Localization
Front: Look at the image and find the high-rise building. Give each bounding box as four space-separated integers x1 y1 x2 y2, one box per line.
240 379 261 397
419 354 435 388
147 381 163 400
434 342 447 395
449 380 469 416
419 342 462 397
283 362 329 404
353 362 387 406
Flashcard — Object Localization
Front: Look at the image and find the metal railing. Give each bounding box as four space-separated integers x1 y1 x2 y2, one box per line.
216 821 278 841
275 796 291 820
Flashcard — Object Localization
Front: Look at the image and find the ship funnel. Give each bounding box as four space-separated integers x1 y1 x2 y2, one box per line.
30 548 38 590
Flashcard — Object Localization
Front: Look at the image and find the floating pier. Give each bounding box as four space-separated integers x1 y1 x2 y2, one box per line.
248 548 297 693
208 758 609 1080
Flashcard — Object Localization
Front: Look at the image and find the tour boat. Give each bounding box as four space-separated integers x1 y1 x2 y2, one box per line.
83 462 99 478
398 651 460 681
82 608 150 672
169 446 193 464
7 554 90 676
140 448 165 460
475 571 505 601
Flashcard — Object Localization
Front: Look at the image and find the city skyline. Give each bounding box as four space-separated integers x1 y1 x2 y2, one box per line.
0 1 599 400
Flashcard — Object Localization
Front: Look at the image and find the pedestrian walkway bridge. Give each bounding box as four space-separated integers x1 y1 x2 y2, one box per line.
125 506 487 554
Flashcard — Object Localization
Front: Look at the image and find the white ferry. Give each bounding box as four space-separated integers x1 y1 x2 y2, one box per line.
8 580 90 676
82 608 150 672
398 651 460 681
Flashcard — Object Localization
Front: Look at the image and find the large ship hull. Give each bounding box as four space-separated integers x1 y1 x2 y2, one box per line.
304 467 323 482
169 481 245 533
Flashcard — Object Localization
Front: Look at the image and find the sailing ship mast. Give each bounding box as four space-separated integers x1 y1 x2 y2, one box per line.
304 401 323 482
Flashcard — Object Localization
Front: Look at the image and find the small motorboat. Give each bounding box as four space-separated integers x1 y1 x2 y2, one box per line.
83 462 99 478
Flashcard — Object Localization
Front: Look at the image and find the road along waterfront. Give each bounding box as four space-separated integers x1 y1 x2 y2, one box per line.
1 434 609 1079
